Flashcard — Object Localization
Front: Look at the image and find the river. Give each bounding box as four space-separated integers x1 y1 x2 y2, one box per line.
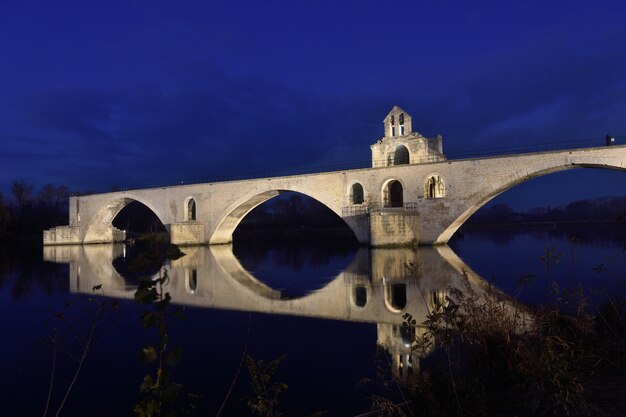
0 224 623 416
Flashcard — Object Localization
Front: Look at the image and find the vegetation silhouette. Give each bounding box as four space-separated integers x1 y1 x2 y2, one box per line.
368 251 625 417
469 196 626 225
0 180 69 241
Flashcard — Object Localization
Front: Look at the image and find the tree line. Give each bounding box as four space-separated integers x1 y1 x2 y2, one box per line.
0 180 70 240
469 196 626 224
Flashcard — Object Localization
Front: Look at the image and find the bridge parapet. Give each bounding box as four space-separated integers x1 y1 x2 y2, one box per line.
371 154 446 168
342 202 419 216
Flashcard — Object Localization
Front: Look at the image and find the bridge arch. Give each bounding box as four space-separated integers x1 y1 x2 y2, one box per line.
436 161 626 244
82 195 169 244
210 244 353 303
209 187 364 244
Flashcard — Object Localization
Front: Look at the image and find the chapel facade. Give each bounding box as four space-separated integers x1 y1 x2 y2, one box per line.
370 106 445 167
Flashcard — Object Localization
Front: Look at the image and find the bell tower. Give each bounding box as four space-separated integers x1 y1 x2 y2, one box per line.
383 105 412 138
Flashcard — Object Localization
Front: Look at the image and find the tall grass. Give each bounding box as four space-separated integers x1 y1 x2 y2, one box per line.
390 255 626 417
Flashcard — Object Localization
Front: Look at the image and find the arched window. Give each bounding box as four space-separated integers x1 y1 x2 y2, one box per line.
425 175 445 198
186 269 198 294
399 113 405 135
187 198 196 221
384 180 404 208
384 283 407 312
351 183 364 205
353 286 367 307
394 144 409 165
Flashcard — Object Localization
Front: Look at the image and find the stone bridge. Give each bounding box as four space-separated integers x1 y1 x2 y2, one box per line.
44 106 626 246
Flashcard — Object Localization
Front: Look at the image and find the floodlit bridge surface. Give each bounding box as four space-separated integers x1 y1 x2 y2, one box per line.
44 145 626 247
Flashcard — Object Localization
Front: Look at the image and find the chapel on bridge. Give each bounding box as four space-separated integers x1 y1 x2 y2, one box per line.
370 106 446 167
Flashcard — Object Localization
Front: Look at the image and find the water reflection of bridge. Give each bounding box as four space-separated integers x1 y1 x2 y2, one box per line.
44 244 502 376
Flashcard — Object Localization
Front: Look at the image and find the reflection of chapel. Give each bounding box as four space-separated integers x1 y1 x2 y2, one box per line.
370 106 445 167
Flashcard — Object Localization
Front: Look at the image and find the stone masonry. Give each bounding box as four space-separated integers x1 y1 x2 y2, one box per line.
43 107 626 247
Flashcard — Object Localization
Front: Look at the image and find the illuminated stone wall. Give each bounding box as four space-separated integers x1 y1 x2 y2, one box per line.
42 106 626 247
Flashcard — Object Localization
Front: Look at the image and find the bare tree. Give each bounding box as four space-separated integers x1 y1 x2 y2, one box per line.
11 179 33 207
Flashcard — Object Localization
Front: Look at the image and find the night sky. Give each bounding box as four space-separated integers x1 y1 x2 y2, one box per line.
1 0 625 211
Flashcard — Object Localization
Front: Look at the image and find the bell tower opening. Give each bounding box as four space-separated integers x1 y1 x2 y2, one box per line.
383 106 412 138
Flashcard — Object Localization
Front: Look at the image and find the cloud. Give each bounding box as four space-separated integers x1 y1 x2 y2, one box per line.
2 72 392 193
17 89 124 142
396 25 626 150
3 17 626 199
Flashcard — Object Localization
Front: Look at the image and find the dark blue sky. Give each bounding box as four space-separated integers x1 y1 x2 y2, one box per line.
1 0 625 210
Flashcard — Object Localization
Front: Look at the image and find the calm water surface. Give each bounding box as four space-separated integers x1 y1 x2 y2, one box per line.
0 225 624 416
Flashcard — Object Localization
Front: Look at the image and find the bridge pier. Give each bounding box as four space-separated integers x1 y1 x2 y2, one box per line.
341 214 370 245
83 225 126 244
168 222 206 246
369 211 420 247
44 224 126 245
